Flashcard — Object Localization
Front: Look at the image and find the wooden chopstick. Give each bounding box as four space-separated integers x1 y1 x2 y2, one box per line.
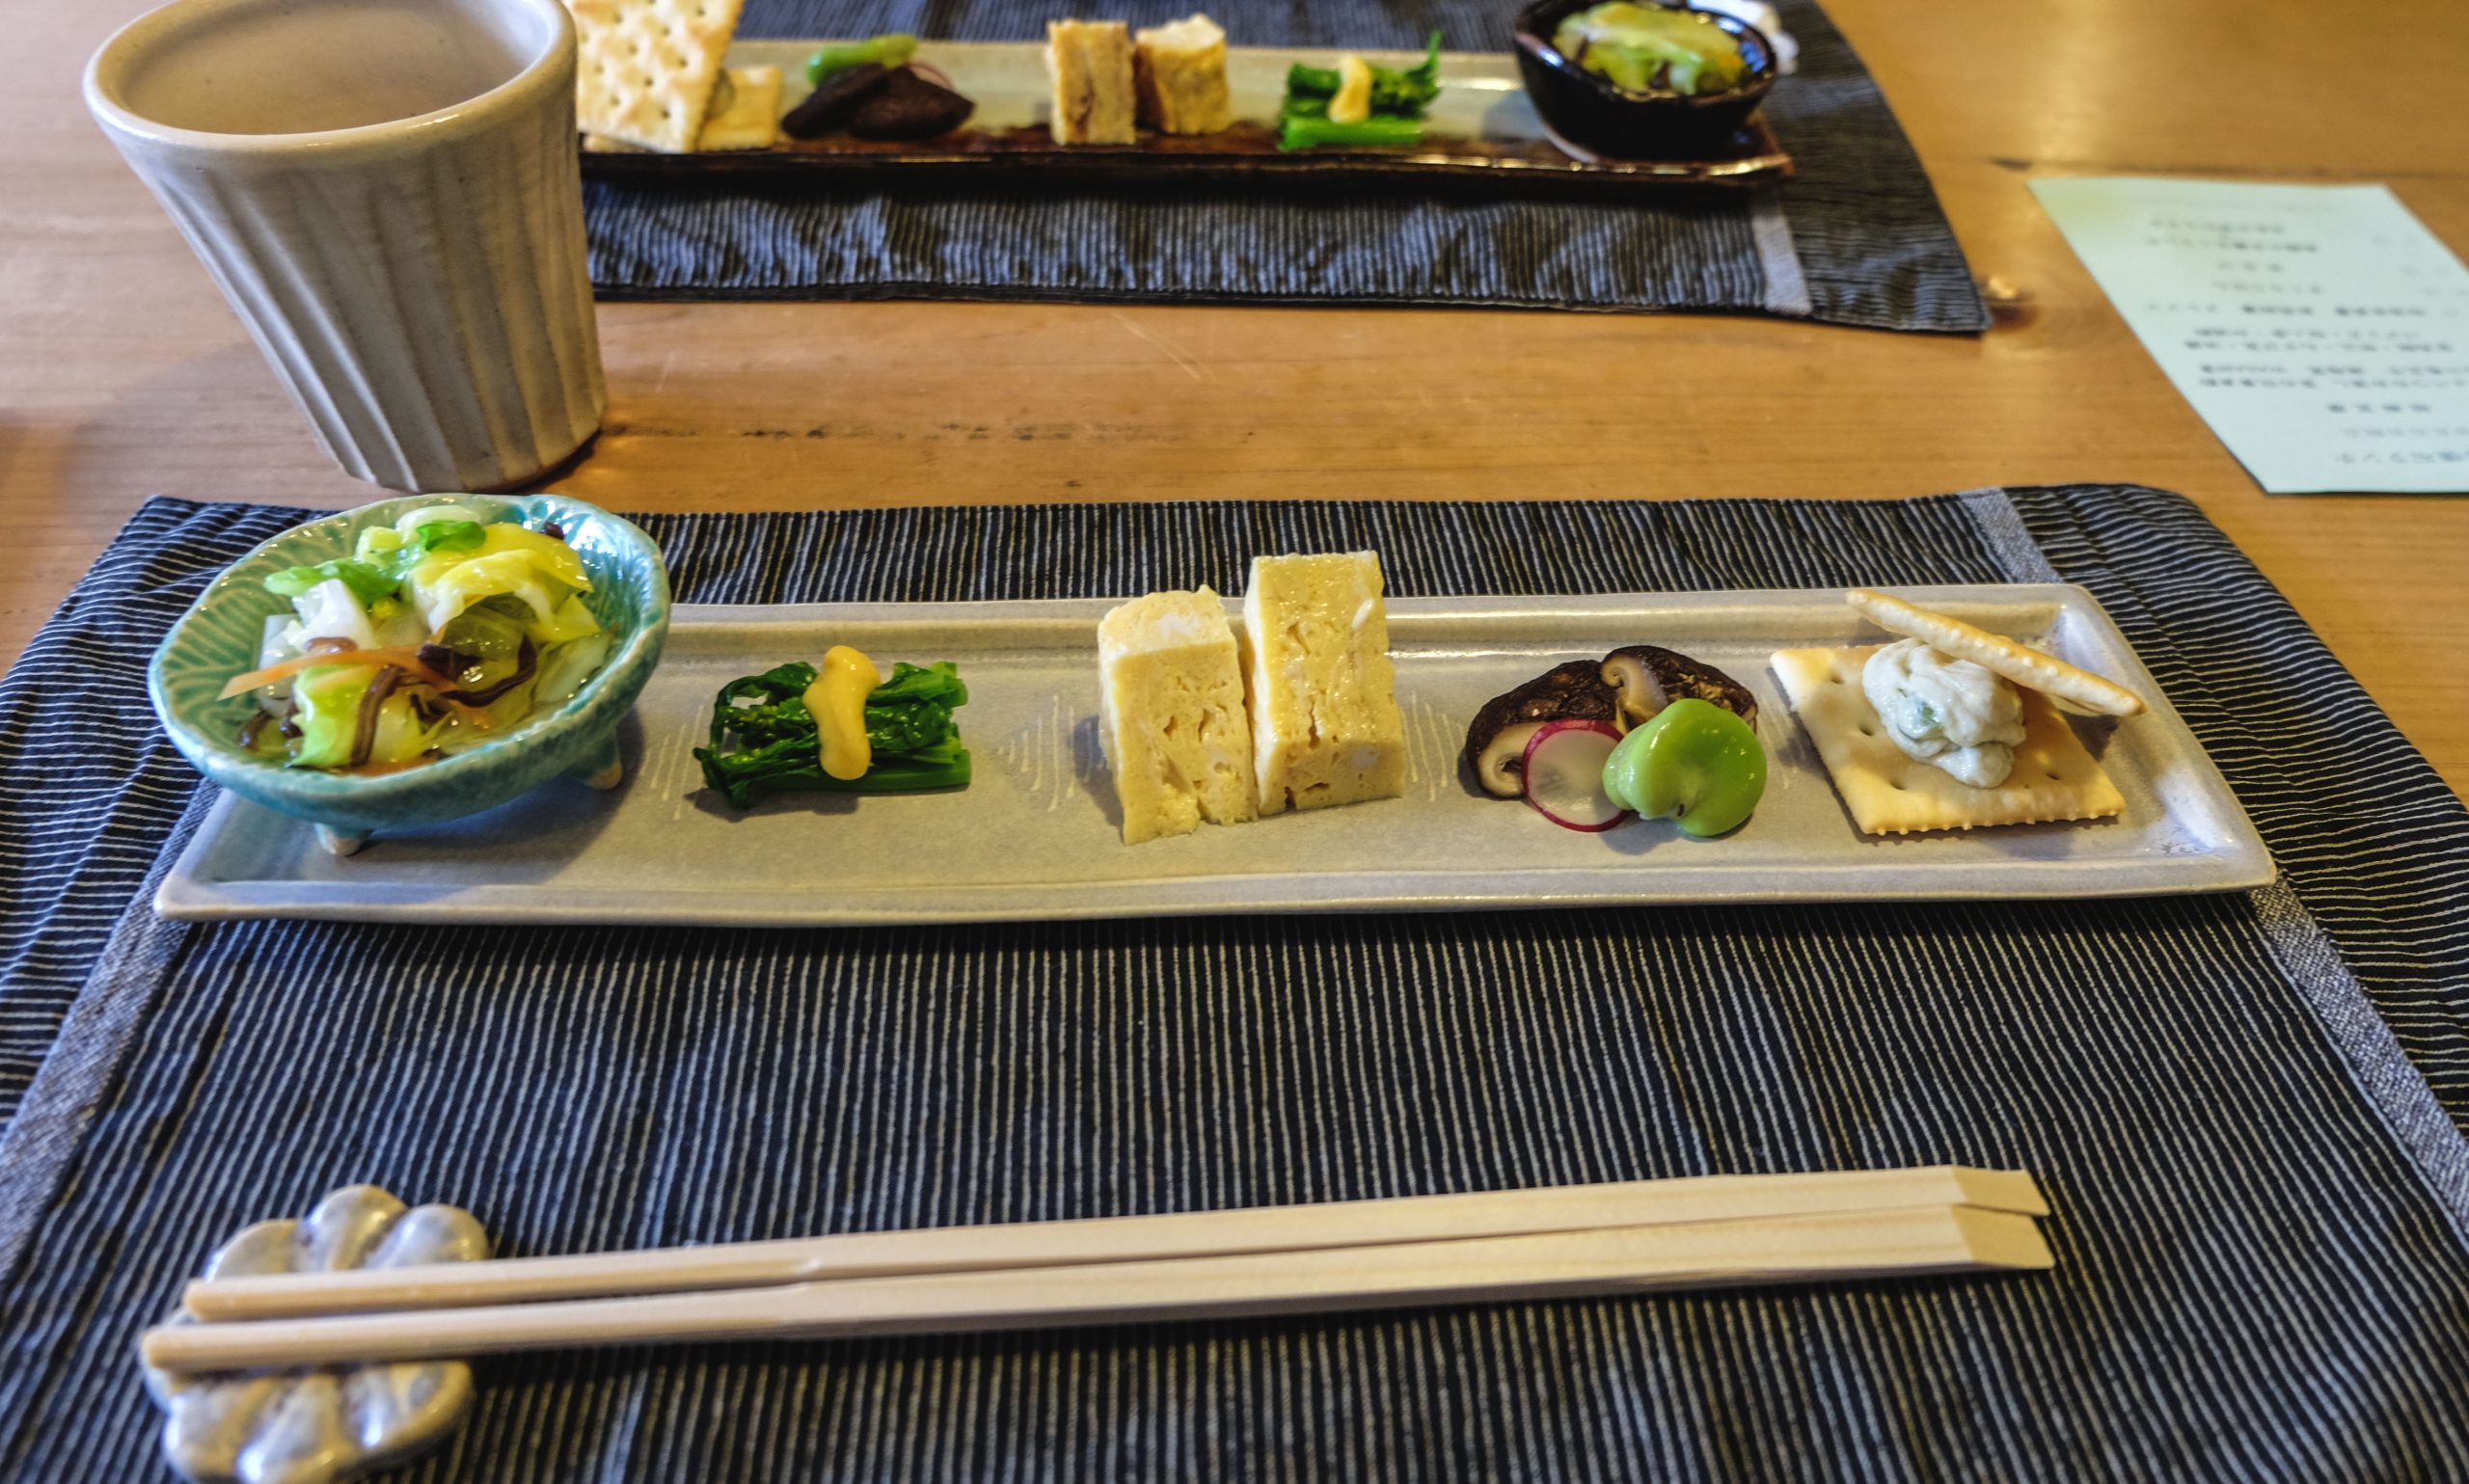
183 1166 2048 1322
144 1203 2051 1373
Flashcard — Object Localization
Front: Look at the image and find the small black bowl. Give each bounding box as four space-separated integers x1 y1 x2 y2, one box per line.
1513 0 1777 159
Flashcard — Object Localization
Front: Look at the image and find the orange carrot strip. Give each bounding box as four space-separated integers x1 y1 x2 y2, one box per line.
219 645 465 701
219 647 498 731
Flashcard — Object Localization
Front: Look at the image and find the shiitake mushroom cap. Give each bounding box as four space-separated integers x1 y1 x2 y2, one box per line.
1463 661 1622 796
1465 647 1759 798
1600 644 1758 729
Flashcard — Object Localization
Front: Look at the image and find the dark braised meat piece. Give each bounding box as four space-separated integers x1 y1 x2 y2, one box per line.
849 67 975 140
780 62 891 139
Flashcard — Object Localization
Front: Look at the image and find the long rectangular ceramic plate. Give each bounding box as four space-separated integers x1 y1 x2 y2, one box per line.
159 586 2272 927
577 40 1793 196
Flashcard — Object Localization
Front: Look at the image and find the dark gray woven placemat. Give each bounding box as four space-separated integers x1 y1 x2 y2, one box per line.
584 0 1987 331
3 487 2466 1480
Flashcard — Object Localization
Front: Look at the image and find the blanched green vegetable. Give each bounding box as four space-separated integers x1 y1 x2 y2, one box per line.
694 660 971 808
1276 114 1429 150
1284 33 1442 118
1278 32 1441 151
807 34 917 85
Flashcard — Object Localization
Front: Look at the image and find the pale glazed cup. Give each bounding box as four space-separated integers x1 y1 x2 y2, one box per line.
85 0 607 493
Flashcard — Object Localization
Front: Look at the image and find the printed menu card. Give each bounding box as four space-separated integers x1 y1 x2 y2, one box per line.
2032 177 2469 494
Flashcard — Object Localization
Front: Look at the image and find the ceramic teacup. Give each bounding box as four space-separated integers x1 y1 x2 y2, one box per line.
85 0 607 493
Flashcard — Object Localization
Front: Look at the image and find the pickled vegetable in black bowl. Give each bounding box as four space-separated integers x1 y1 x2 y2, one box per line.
1513 0 1777 158
1554 2 1750 95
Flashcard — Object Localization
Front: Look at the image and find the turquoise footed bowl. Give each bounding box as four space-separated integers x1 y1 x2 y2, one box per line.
149 494 671 854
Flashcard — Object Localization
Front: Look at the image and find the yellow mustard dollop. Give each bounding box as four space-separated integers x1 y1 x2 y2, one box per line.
806 645 882 782
1328 55 1374 124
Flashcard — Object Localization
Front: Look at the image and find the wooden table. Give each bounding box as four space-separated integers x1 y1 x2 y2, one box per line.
7 0 2467 798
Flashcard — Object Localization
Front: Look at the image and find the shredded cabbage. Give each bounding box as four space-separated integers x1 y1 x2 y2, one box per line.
289 663 379 769
394 503 494 538
290 578 381 650
404 527 599 641
255 615 303 713
366 692 449 766
240 514 610 771
533 630 612 709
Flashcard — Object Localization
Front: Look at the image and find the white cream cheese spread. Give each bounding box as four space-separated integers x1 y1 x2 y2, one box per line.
1861 637 2027 788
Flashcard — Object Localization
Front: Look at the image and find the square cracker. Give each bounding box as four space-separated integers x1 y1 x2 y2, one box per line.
1846 588 2145 717
696 66 780 150
566 0 746 153
1772 645 2125 835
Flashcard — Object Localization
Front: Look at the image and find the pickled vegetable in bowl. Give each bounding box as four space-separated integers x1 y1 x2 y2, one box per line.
1551 2 1750 96
150 493 668 857
223 504 613 774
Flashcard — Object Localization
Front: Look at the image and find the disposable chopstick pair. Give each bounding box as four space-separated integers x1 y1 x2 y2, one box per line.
184 1166 2048 1320
144 1166 2052 1373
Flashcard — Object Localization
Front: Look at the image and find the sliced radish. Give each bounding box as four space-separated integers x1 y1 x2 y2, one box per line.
1520 719 1631 832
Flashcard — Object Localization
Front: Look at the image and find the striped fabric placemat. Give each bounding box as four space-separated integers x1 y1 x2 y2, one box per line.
584 0 1988 331
1 487 2464 1479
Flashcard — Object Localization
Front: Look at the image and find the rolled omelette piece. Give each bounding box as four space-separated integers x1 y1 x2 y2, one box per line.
1241 551 1408 816
1099 587 1260 844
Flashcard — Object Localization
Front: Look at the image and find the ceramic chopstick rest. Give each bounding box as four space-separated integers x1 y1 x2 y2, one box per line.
144 1186 488 1484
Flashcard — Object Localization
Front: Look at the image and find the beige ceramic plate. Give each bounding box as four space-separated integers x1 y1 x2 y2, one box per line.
155 585 2273 927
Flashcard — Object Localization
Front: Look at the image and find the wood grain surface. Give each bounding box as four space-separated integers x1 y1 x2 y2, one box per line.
6 0 2466 797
